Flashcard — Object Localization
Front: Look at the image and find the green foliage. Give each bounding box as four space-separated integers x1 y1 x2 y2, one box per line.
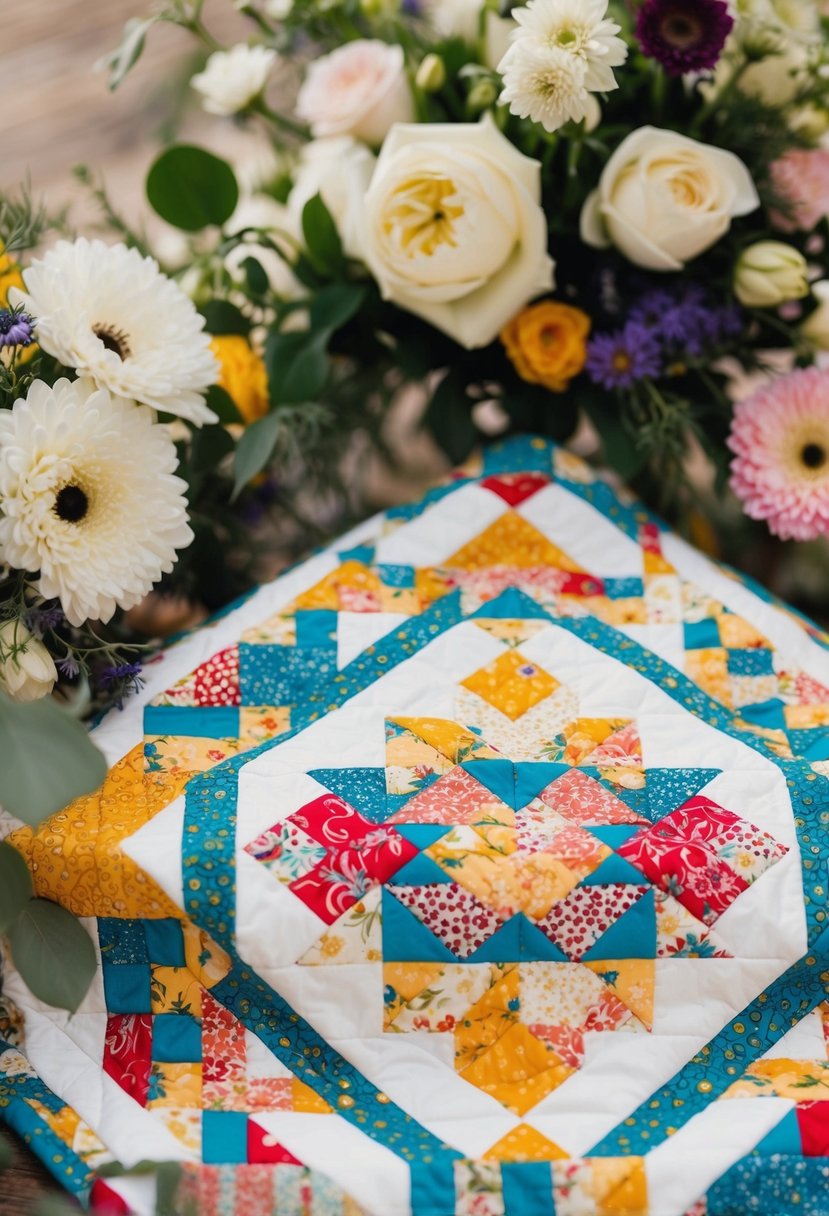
201 300 251 338
99 1156 184 1215
99 16 158 90
147 146 239 232
0 842 33 933
0 692 107 824
301 193 345 277
9 899 96 1013
423 370 480 465
204 384 243 426
232 403 334 499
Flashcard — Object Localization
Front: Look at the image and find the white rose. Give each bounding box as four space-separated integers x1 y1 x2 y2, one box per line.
0 621 57 702
580 126 759 271
354 117 554 349
288 137 376 258
296 41 415 145
734 240 809 307
191 45 278 117
801 280 829 351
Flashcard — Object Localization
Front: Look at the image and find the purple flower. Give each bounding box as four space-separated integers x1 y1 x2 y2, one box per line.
636 0 733 76
25 604 64 639
0 308 35 349
57 655 80 679
586 322 662 390
100 661 143 695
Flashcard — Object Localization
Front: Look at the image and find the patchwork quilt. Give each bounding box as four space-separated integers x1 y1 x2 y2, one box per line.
3 436 829 1216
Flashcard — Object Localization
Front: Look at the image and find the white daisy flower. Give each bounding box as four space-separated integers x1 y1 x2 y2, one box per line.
0 378 194 626
11 239 218 427
498 0 628 128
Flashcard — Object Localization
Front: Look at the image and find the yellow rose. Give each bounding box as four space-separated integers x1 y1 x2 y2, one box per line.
500 301 591 392
210 335 269 424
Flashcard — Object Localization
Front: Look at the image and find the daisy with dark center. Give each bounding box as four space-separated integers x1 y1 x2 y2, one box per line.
585 321 662 389
10 238 218 426
635 0 734 76
0 377 194 625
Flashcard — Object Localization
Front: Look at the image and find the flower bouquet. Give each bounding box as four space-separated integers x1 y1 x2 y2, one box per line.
2 0 829 1000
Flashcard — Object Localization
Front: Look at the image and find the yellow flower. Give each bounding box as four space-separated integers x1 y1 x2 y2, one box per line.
500 300 591 393
320 934 345 957
0 243 36 365
210 334 269 424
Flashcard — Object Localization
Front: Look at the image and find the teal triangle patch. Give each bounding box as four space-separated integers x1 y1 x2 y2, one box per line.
609 768 722 824
469 588 552 621
514 762 571 808
392 853 454 887
582 889 656 961
460 760 516 807
580 853 649 887
755 1109 802 1156
466 915 522 962
588 826 642 849
308 768 388 824
517 914 571 962
393 824 453 849
381 890 458 963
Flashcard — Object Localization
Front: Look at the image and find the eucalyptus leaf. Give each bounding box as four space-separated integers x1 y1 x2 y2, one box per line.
301 193 344 275
423 370 479 465
310 284 366 334
232 411 284 499
0 693 107 824
147 146 239 232
266 330 329 405
0 841 33 933
98 16 156 91
9 899 96 1013
201 299 251 338
204 384 243 426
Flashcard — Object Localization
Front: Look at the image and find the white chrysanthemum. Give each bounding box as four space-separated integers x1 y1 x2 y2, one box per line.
498 0 626 131
0 378 194 626
11 239 218 427
499 42 591 131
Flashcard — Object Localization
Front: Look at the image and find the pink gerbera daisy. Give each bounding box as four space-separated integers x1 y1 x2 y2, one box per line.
769 149 829 233
728 368 829 541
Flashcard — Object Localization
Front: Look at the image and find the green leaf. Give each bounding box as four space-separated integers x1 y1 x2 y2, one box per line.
33 1197 84 1216
266 330 329 405
190 423 235 474
232 411 284 499
241 255 269 296
0 842 33 933
310 284 366 334
147 146 239 232
100 16 157 91
581 393 649 480
301 193 344 275
9 899 96 1013
201 300 251 337
0 693 107 824
98 1160 183 1216
423 371 479 465
205 383 242 425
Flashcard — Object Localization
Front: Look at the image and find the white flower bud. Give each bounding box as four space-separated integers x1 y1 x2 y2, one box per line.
416 53 446 93
734 240 809 307
0 621 58 703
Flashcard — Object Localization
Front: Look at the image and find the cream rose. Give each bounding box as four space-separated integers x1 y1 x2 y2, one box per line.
581 127 759 271
0 621 57 702
354 118 554 349
191 45 278 117
296 41 415 146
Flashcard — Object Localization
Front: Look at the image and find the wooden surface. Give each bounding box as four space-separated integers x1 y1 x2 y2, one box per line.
0 1128 64 1214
